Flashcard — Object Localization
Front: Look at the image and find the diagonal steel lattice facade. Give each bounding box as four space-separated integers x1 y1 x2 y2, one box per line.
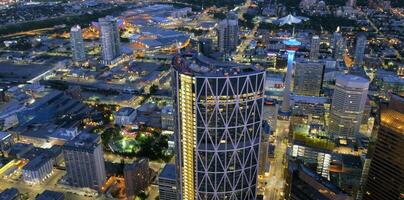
173 67 266 200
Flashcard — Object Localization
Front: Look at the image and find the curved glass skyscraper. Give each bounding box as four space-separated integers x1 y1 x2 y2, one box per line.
172 55 266 200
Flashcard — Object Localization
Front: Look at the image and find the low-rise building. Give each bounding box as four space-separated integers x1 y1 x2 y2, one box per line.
114 107 137 126
35 190 64 200
0 188 19 200
22 154 53 184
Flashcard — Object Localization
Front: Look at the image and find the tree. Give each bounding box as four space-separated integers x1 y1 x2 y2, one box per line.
101 126 122 146
149 85 158 94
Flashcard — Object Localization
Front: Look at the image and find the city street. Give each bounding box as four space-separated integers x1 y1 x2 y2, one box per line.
264 119 290 200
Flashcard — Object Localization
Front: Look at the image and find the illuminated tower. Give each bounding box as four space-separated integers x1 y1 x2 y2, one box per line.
281 38 301 113
172 55 265 200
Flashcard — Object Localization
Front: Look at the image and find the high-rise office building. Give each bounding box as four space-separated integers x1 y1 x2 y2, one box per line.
293 61 324 96
172 55 265 200
99 16 121 65
309 35 320 60
329 74 369 139
159 164 177 200
124 159 151 199
354 33 367 66
363 94 404 200
63 133 106 190
332 32 346 61
70 25 86 62
217 11 239 54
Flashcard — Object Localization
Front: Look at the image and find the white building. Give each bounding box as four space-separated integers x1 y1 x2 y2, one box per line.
114 107 137 126
329 74 369 139
22 155 53 184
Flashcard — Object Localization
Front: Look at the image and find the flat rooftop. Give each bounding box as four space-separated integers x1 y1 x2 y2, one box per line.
0 132 11 140
116 107 136 116
63 133 100 151
0 188 19 200
336 74 369 88
36 190 64 200
173 54 263 77
159 163 176 180
23 154 51 171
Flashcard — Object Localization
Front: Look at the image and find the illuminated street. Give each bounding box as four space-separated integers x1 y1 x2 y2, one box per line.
264 119 289 200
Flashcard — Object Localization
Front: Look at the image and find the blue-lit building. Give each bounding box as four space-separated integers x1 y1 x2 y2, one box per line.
0 188 19 200
158 164 177 200
35 190 64 200
0 132 13 154
22 154 53 184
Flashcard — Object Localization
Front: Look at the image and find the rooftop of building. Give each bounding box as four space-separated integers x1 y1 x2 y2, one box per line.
9 143 34 157
381 105 404 134
23 154 52 171
161 105 173 114
70 25 81 32
336 74 369 88
116 107 136 116
159 163 176 180
63 133 100 151
35 190 64 200
297 161 344 195
262 121 271 135
0 132 11 140
124 158 149 171
292 95 329 104
0 188 19 200
341 154 362 169
173 54 263 77
98 15 117 23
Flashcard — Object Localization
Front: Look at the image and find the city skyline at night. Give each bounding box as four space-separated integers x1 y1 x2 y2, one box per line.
0 0 403 200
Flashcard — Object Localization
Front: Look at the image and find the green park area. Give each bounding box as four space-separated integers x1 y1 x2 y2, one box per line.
102 126 173 162
293 125 335 151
